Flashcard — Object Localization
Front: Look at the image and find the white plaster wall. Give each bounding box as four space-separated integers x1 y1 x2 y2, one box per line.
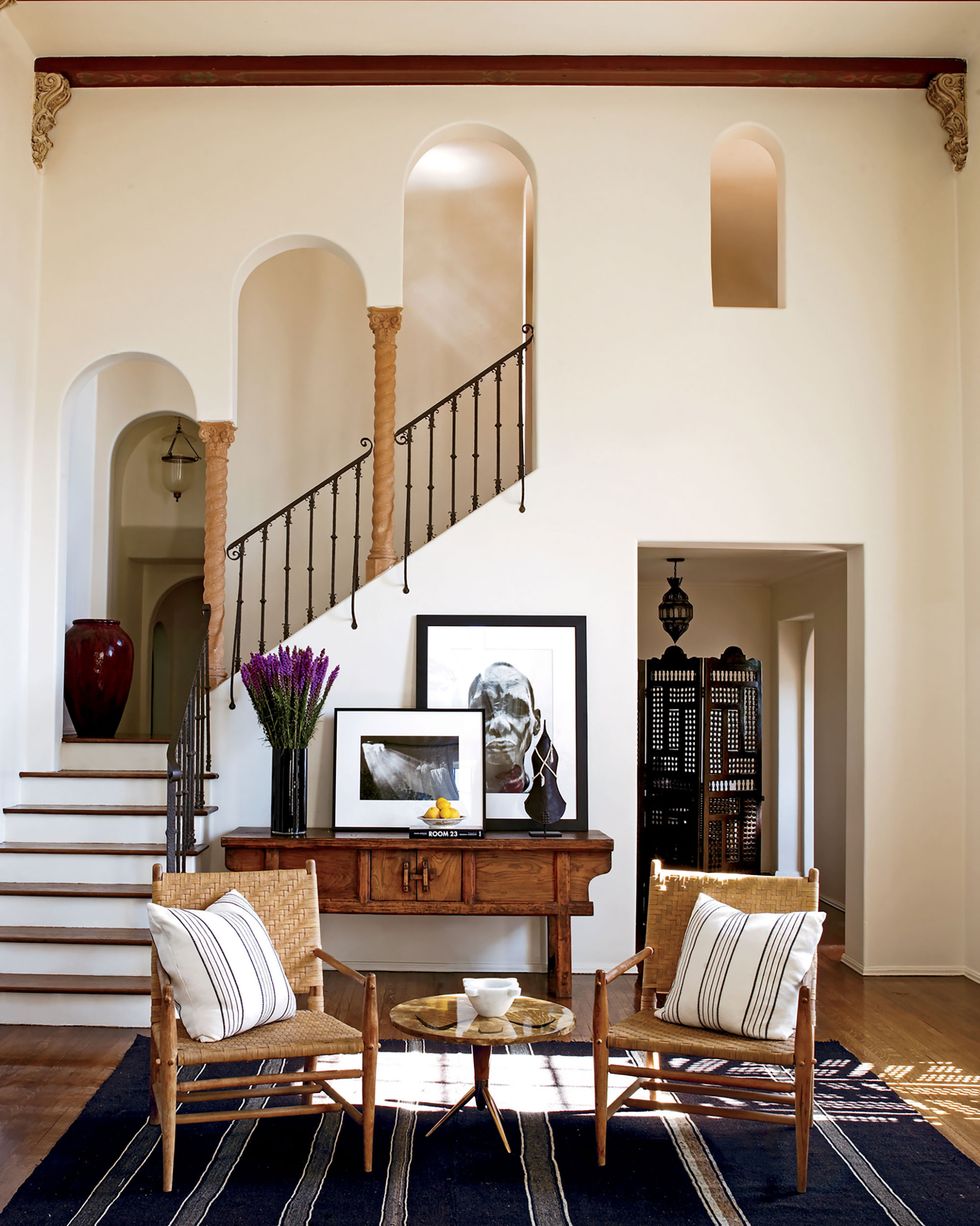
771 559 847 910
0 22 41 815
23 83 967 975
957 62 980 982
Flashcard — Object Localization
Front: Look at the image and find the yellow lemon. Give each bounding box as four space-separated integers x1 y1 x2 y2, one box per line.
424 806 440 819
435 797 450 808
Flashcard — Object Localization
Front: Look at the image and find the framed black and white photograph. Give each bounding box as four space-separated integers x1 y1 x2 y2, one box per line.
416 615 588 831
333 708 485 831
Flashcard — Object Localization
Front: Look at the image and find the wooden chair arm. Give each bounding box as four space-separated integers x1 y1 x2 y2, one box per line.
593 947 653 1044
314 947 367 985
603 946 654 983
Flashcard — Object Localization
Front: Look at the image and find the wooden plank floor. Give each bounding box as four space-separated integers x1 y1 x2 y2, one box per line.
0 914 977 1211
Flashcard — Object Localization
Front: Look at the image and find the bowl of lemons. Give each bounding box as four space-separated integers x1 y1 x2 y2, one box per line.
420 796 463 826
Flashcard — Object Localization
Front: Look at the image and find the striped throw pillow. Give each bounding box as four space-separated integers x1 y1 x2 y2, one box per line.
148 889 297 1042
655 892 824 1041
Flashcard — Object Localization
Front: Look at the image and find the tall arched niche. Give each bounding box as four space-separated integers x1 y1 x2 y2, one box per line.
232 237 372 544
710 124 784 309
401 126 535 415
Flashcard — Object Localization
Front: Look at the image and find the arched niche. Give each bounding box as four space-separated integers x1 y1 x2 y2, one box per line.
232 237 372 535
401 126 535 411
710 125 784 309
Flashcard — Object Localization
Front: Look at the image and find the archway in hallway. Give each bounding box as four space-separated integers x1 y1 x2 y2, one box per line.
63 355 203 737
149 575 206 736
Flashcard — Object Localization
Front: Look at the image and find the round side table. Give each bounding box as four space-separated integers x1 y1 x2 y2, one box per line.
389 993 574 1153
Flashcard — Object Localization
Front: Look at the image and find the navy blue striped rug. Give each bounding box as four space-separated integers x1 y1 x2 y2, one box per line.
2 1038 977 1224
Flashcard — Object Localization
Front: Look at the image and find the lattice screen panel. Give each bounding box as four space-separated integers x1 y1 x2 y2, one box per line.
701 647 763 873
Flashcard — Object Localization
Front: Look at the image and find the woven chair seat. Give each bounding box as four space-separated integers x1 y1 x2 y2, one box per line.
607 1009 796 1066
160 1009 364 1066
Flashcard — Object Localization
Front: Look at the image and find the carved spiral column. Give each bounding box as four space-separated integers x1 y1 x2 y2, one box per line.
365 306 403 580
198 421 236 688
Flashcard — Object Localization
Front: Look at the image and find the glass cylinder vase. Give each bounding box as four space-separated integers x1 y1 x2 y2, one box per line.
270 747 307 837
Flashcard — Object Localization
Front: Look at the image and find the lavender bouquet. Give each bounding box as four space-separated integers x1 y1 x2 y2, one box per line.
240 645 340 749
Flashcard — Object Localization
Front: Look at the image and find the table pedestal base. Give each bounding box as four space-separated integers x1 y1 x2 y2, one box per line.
424 1045 511 1153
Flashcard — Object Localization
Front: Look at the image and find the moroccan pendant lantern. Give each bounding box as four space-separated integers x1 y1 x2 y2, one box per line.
658 557 694 643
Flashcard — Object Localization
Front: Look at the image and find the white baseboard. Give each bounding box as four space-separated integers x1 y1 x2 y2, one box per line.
821 896 845 913
841 954 974 977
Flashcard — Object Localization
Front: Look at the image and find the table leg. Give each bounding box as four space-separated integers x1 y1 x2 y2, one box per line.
424 1044 512 1153
547 913 572 998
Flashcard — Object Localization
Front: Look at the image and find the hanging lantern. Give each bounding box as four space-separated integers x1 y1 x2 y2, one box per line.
658 557 694 642
160 419 201 502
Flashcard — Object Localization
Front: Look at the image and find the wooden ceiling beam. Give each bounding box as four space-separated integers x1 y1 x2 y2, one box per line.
33 54 966 91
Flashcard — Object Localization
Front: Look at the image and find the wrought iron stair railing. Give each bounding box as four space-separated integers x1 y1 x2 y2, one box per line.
166 604 212 871
225 325 533 704
396 324 532 594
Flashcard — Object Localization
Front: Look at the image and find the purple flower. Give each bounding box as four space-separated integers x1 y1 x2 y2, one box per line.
240 644 340 749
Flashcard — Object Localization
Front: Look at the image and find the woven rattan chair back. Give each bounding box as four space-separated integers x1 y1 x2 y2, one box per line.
639 862 819 1009
150 864 323 1014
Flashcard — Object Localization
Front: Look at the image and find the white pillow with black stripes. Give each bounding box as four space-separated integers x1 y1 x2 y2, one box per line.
655 892 825 1041
148 889 297 1042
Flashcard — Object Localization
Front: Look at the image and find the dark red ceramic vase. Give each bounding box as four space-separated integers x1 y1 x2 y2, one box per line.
64 619 135 737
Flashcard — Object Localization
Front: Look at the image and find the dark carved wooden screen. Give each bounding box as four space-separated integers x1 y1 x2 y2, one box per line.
702 645 763 873
637 643 762 943
636 645 703 948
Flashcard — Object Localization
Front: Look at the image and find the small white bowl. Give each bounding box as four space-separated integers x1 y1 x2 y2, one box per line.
463 977 521 1018
421 813 463 827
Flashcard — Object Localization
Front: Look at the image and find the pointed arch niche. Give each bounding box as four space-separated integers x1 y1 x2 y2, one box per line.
710 125 784 309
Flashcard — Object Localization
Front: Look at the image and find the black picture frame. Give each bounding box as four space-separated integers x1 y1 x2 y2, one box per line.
333 707 486 832
415 615 588 832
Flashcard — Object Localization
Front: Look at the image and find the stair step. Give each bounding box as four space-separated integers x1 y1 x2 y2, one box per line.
0 926 149 945
0 882 153 927
20 769 218 780
0 841 208 856
0 881 152 898
0 973 151 994
63 736 169 744
4 805 216 816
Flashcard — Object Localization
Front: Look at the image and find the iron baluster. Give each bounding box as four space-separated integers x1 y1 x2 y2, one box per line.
259 525 269 653
426 412 436 542
398 423 415 594
494 364 503 495
282 508 292 641
471 377 481 512
329 477 339 609
449 394 458 526
228 541 245 709
306 493 316 625
350 440 369 630
517 337 527 513
166 606 210 872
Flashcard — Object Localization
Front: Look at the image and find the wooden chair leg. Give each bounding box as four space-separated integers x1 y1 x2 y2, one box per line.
159 1056 178 1193
645 1049 660 1104
303 1055 318 1105
594 1037 609 1166
795 1057 815 1193
362 1044 377 1173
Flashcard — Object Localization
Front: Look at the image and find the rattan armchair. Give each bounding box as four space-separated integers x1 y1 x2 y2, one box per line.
594 862 820 1192
150 861 377 1192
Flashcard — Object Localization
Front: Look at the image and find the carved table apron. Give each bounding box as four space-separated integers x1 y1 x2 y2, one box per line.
221 827 614 998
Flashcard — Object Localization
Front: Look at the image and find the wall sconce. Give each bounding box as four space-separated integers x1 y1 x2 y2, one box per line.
658 557 694 642
160 419 201 502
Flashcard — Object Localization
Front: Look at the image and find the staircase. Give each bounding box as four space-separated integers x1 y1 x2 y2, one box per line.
0 736 215 1026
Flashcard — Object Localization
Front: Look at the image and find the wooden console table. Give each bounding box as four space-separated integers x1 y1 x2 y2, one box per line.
222 827 613 998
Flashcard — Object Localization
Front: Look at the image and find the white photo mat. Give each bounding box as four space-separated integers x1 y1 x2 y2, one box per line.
333 707 485 831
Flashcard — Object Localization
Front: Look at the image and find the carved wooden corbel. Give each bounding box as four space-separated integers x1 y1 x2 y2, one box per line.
33 71 71 169
926 72 967 171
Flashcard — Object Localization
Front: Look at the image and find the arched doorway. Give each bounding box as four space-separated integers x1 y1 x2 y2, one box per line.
149 576 206 736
